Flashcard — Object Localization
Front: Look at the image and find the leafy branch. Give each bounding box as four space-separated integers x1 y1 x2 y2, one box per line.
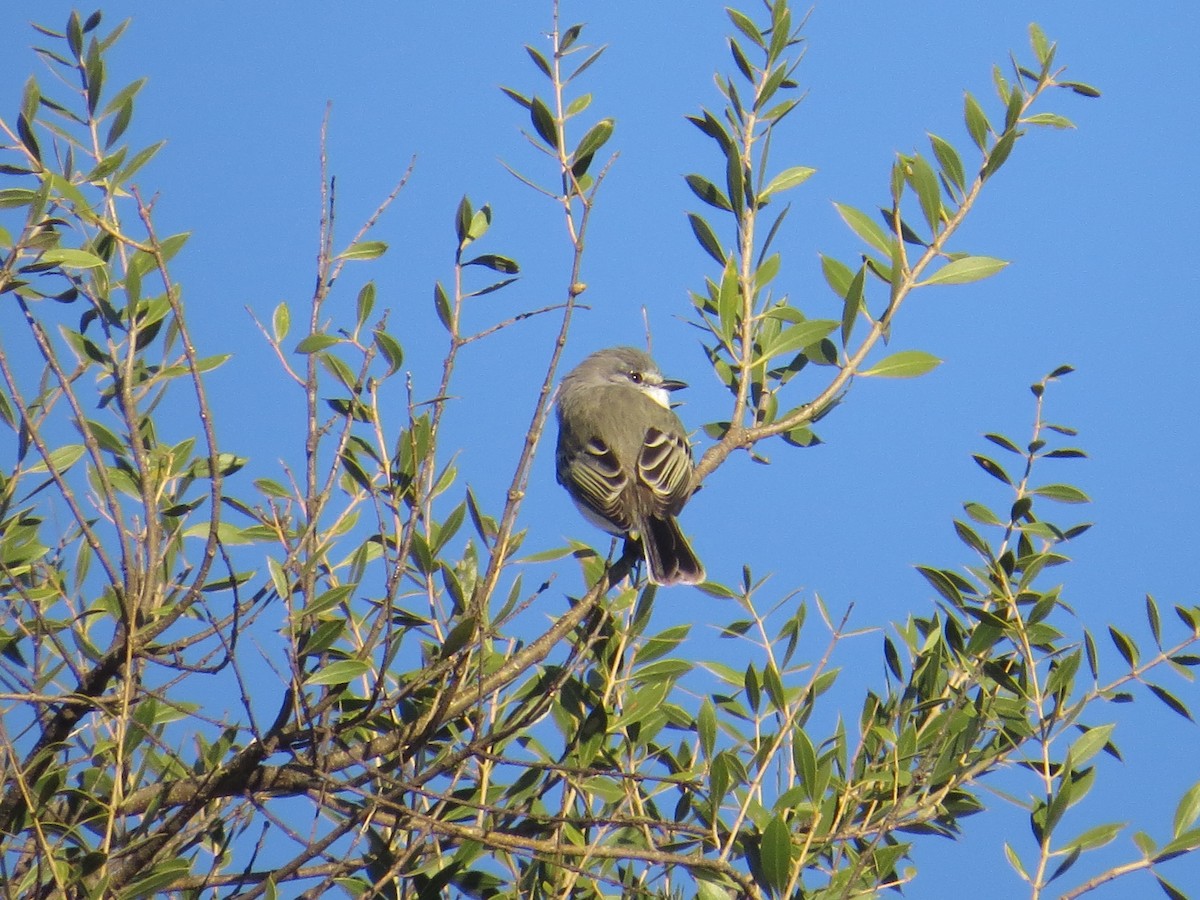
687 15 1099 481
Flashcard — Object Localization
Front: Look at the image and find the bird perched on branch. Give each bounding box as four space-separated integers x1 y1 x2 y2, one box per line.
555 346 704 586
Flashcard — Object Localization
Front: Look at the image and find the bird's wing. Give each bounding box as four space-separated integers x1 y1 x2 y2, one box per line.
637 427 694 517
558 436 636 532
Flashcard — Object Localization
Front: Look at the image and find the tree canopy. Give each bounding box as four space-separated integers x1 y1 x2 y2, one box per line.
1 4 1198 898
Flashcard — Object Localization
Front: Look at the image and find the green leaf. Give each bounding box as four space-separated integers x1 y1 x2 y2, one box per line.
686 174 733 212
1022 112 1075 129
434 282 453 332
304 659 370 687
985 432 1022 454
467 277 518 299
964 92 992 150
725 153 747 214
698 698 716 760
121 860 192 898
84 38 104 113
915 566 963 605
441 617 477 658
272 301 290 342
1068 723 1114 768
761 205 793 262
695 880 735 900
820 254 853 298
564 92 592 117
929 133 965 194
82 419 125 454
21 75 40 125
525 44 552 76
728 38 755 82
304 584 355 618
780 426 820 448
761 166 815 200
574 117 614 162
792 726 818 801
1146 593 1163 647
355 281 376 330
530 96 559 149
762 663 786 711
86 147 127 182
1060 80 1102 98
964 501 1002 526
766 5 791 63
41 248 106 269
860 350 941 378
454 195 473 245
1029 23 1052 65
727 8 764 46
27 444 86 474
1108 626 1138 668
464 254 519 274
1157 828 1200 863
1174 781 1200 838
1134 830 1158 858
101 74 146 117
687 111 730 151
517 545 576 563
744 663 760 713
982 130 1018 181
319 352 355 393
298 620 346 661
954 520 993 559
833 201 894 256
294 334 340 354
760 815 793 895
713 262 740 341
1060 821 1124 854
1031 483 1090 504
1004 82 1025 130
337 240 387 261
569 46 607 83
688 213 726 265
906 154 942 233
17 113 41 162
762 319 838 362
922 256 1009 286
1084 629 1099 679
558 23 583 53
154 232 191 265
883 635 903 680
755 61 792 114
756 253 781 290
103 98 132 148
184 453 246 479
0 189 37 211
374 330 404 377
840 264 867 347
1155 874 1190 900
1004 842 1030 881
1148 684 1193 721
117 140 165 183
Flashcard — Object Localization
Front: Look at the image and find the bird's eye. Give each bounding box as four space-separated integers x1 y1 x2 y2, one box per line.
628 370 643 384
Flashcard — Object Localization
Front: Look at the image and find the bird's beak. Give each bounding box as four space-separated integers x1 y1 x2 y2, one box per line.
662 378 688 392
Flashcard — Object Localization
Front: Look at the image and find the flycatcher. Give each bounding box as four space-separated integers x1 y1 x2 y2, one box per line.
555 346 704 586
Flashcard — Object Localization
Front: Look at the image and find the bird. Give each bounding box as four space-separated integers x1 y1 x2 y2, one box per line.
555 346 704 586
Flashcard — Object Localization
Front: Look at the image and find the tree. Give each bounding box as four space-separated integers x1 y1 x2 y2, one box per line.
1 3 1197 898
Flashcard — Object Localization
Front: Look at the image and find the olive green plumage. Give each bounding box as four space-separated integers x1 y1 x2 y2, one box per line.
555 347 704 586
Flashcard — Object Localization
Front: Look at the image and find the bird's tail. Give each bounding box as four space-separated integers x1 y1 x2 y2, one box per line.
641 515 705 586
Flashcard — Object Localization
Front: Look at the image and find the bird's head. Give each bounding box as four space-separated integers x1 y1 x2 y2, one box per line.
585 346 687 409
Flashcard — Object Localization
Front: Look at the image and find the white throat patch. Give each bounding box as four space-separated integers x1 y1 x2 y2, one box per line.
643 385 671 409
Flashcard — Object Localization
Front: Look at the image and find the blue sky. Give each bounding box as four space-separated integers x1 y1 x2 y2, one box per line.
3 2 1199 896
